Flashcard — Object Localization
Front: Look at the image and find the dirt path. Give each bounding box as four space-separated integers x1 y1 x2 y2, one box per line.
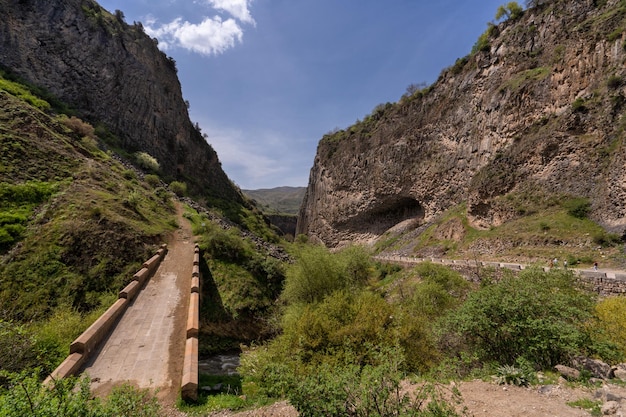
82 202 194 405
208 379 626 417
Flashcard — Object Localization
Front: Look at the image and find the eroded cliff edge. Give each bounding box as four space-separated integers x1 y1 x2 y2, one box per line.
298 0 626 247
0 0 241 201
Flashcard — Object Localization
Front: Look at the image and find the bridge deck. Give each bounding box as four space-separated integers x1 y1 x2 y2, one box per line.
81 216 193 401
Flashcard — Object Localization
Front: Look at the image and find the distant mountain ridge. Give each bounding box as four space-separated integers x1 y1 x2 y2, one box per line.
243 186 306 216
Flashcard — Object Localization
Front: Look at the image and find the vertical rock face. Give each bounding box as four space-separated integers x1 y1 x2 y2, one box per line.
298 0 626 247
0 0 241 201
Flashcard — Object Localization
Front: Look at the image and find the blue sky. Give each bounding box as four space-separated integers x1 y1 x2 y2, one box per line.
97 0 506 190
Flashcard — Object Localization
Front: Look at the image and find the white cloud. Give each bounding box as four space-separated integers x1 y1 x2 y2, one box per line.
145 16 243 55
143 0 254 56
206 0 255 25
198 121 308 189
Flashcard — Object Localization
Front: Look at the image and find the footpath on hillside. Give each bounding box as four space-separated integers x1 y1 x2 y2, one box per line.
81 202 193 405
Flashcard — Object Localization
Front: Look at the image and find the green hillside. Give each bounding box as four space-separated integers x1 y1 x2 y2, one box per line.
243 186 306 215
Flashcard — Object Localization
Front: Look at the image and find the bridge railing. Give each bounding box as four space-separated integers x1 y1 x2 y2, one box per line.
181 243 201 402
374 255 626 295
44 244 168 385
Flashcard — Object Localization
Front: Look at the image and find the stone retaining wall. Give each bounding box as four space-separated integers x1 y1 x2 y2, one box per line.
181 244 201 402
375 255 626 296
44 244 168 385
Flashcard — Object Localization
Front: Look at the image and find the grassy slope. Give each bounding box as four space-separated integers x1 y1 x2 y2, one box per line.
242 186 306 215
0 78 178 321
375 192 625 268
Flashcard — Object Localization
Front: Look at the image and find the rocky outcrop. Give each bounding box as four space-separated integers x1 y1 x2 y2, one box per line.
297 0 626 247
0 0 241 201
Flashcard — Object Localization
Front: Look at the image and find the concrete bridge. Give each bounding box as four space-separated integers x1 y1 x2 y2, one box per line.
44 243 626 405
45 213 202 403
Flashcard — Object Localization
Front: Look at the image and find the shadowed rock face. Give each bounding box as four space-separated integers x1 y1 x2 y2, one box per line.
297 0 626 247
0 0 241 201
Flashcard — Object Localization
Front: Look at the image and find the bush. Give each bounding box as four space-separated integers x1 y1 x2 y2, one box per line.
0 372 160 416
0 321 38 378
441 268 596 369
566 198 590 219
495 2 523 21
60 116 96 139
244 345 463 417
134 152 160 172
572 97 587 112
201 226 251 263
280 289 395 365
283 245 371 305
169 181 187 197
593 231 623 247
594 297 626 359
608 75 622 89
409 263 470 318
144 174 160 188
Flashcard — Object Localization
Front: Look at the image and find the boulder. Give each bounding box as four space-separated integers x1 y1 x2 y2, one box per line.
554 365 580 380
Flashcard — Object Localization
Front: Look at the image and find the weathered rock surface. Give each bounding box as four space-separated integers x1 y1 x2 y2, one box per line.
0 0 241 201
297 0 626 247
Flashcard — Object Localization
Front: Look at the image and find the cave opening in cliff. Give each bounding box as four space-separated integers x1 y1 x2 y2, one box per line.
337 196 425 236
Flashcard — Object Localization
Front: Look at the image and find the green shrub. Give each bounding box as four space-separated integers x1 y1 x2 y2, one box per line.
244 345 463 417
169 181 187 197
494 361 535 386
471 31 491 54
0 321 38 378
441 268 597 368
60 116 96 139
594 297 626 358
608 75 622 89
144 174 160 188
201 226 251 263
281 289 395 365
572 97 587 112
0 372 160 416
593 231 622 247
567 398 602 417
283 245 371 305
495 2 523 21
134 151 160 172
566 198 590 219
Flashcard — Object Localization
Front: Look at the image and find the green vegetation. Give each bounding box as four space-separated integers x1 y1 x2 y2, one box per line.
0 181 59 250
242 187 306 215
441 268 599 368
169 180 187 197
567 398 602 416
495 2 524 22
232 243 622 415
0 77 51 111
593 297 626 357
471 21 499 55
182 206 285 354
0 373 160 417
134 151 160 173
499 67 551 93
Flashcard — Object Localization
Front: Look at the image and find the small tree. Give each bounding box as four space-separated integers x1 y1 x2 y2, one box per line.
495 2 524 21
442 268 597 368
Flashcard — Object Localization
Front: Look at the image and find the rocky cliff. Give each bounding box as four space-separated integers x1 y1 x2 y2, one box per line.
298 0 626 247
0 0 241 201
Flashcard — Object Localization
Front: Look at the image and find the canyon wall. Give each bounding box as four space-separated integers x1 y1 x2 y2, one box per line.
298 0 626 247
0 0 241 201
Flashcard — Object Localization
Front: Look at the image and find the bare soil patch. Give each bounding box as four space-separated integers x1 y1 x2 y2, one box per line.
197 379 626 417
